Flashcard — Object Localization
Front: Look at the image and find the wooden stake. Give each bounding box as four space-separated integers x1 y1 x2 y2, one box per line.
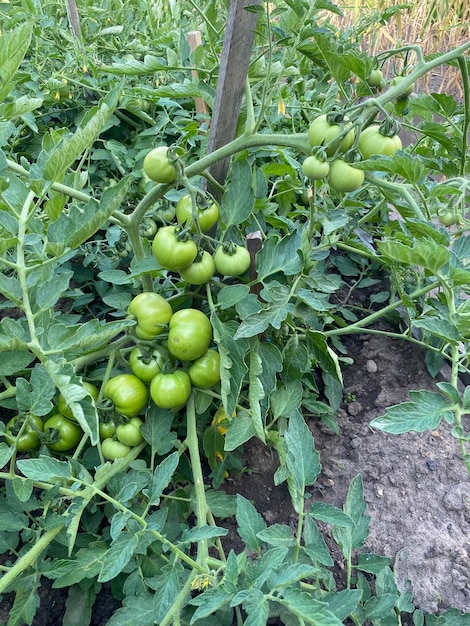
187 31 210 119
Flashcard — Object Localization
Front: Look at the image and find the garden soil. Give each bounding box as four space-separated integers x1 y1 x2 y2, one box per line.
1 328 469 624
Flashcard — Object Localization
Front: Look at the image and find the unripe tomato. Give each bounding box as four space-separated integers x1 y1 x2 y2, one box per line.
4 414 43 452
189 349 221 388
128 292 173 341
103 374 149 417
301 156 330 180
437 211 458 226
129 346 165 383
358 125 402 159
150 371 192 409
308 114 355 157
367 69 383 87
57 382 99 421
116 416 144 446
179 250 215 285
143 146 177 184
390 75 414 96
43 414 83 452
168 308 212 361
328 160 365 193
214 243 251 277
152 225 198 271
99 418 117 440
101 438 131 460
176 194 219 233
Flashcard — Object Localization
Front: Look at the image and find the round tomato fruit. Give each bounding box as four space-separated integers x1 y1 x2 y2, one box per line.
4 414 43 452
150 371 192 409
101 438 131 460
43 414 83 452
214 243 251 277
358 125 402 159
328 160 365 193
143 146 177 184
189 349 221 388
168 308 212 361
176 194 219 233
103 374 149 417
128 292 173 340
308 113 355 157
129 346 165 383
301 156 330 180
152 225 198 271
179 250 215 285
116 417 144 446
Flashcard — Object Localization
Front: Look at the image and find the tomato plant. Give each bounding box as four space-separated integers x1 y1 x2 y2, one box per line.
128 292 173 340
152 225 198 270
307 113 355 156
143 146 177 184
129 346 165 383
189 349 221 388
179 250 215 285
4 414 43 452
101 437 132 460
328 159 365 192
115 417 144 446
168 308 212 361
103 374 149 417
214 243 251 277
150 370 192 409
358 125 403 159
43 414 83 452
176 193 219 232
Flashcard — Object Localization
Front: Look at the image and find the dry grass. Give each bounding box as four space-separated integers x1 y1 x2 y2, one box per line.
324 0 470 96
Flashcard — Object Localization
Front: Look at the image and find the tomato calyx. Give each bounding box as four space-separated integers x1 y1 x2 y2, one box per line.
220 241 241 256
325 111 348 126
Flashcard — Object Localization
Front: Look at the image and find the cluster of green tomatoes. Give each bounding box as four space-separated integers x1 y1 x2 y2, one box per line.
143 146 251 283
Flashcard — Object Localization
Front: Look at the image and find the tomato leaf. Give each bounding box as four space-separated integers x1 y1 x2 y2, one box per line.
284 411 321 514
236 494 267 553
98 531 139 583
277 588 344 625
0 22 33 103
220 160 255 228
256 230 303 280
377 239 450 274
332 475 370 560
142 452 179 506
370 389 454 434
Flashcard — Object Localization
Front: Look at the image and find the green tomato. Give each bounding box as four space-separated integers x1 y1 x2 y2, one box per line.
390 75 414 96
129 346 165 383
128 292 173 340
301 156 330 180
143 146 177 184
367 68 383 87
43 413 83 452
214 243 251 277
168 308 212 361
150 371 192 409
101 437 132 460
328 160 365 193
358 125 402 159
99 418 117 440
4 414 43 452
308 113 355 157
437 211 458 226
116 417 144 446
57 381 99 421
179 250 215 285
103 374 149 417
140 217 158 239
152 225 198 271
189 349 221 389
175 194 219 233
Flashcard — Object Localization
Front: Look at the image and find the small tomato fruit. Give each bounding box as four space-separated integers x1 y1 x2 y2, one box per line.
44 413 83 452
103 374 149 417
179 250 215 285
129 346 165 383
301 155 330 180
308 113 355 157
150 371 192 409
176 194 219 233
152 225 198 271
189 349 221 389
214 243 251 277
128 292 173 340
4 414 43 452
328 160 365 193
358 125 402 159
101 437 131 460
168 308 212 361
116 417 144 446
143 146 177 184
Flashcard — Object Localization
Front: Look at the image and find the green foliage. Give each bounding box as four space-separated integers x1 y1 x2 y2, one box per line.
0 0 469 624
